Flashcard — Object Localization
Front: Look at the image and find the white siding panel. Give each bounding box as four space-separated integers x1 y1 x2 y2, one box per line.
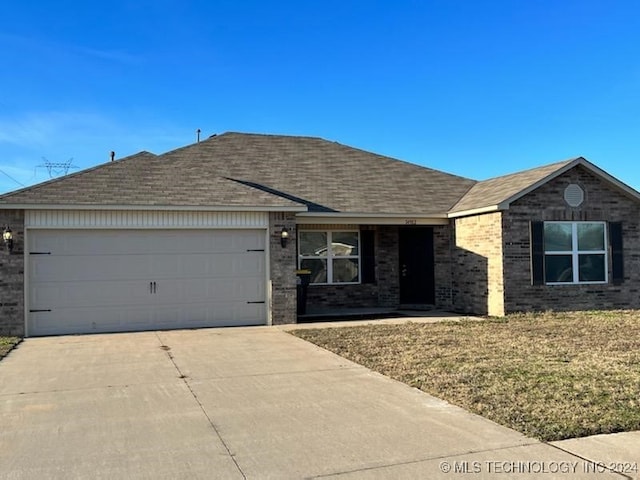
25 210 269 229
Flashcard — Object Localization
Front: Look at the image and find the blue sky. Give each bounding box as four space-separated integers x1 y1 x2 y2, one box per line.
1 0 640 193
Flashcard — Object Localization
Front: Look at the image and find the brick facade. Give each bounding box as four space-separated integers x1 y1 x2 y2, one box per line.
448 164 640 316
452 212 505 316
269 212 298 325
433 225 454 310
502 165 640 313
4 165 637 335
305 225 454 312
305 226 400 311
0 210 25 336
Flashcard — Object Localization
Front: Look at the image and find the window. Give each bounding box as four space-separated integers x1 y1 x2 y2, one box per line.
298 231 360 284
543 222 607 284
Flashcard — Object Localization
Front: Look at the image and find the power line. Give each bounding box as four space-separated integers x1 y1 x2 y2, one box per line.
0 169 25 187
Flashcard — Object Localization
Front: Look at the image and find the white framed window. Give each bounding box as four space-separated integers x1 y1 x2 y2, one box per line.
544 221 607 284
298 230 360 284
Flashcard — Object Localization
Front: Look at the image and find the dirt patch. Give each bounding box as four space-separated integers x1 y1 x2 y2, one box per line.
0 336 21 360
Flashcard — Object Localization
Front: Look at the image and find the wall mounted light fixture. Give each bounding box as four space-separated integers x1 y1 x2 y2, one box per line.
3 226 13 253
280 227 289 248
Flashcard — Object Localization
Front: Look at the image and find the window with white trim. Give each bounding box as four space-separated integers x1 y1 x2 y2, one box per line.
298 231 360 284
544 222 607 284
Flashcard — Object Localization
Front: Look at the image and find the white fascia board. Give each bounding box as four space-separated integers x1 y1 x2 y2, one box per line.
447 205 501 219
0 204 307 212
296 212 449 225
490 159 583 210
448 158 640 219
491 157 640 211
575 158 640 202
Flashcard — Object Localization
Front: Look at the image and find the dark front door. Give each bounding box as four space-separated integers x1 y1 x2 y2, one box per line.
399 227 435 304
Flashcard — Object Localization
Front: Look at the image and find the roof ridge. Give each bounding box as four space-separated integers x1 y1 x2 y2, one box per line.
448 157 587 215
217 131 324 141
151 131 325 158
475 157 580 184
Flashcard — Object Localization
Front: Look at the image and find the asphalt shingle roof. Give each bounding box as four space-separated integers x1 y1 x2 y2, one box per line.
0 132 476 215
5 134 630 216
449 159 577 214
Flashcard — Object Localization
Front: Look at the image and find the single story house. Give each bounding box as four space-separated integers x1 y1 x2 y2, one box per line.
1 132 639 337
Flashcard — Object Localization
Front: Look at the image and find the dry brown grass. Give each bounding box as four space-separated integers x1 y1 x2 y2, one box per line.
291 311 640 441
0 336 20 360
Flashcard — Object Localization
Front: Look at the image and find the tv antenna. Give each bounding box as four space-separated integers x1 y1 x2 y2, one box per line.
36 157 79 178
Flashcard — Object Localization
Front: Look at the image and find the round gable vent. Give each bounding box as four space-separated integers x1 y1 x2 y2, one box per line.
564 184 584 207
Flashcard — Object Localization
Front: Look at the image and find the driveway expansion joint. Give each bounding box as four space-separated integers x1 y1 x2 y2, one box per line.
154 332 247 479
187 365 364 383
309 441 545 478
544 442 632 479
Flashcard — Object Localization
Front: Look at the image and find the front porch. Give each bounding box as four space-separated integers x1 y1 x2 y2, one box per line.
297 224 454 316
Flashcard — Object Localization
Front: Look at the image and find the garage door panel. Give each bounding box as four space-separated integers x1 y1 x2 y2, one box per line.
28 229 267 336
210 233 235 252
174 277 265 302
31 279 153 309
236 278 266 301
154 305 184 326
210 301 264 326
31 231 143 256
30 255 152 282
172 253 211 277
235 254 265 275
29 283 63 309
180 232 225 252
30 234 60 254
148 279 249 305
183 278 234 303
207 254 235 277
150 255 180 278
63 280 153 308
237 230 266 251
150 252 265 279
30 306 155 336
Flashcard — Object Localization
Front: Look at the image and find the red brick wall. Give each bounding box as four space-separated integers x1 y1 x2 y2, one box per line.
304 225 454 312
452 212 505 316
503 165 640 312
305 226 399 311
0 209 25 336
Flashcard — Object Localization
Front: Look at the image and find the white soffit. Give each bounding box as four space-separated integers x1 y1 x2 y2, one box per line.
295 213 449 225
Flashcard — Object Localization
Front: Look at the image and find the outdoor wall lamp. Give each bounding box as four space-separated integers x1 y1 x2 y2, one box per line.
3 225 13 253
280 227 289 248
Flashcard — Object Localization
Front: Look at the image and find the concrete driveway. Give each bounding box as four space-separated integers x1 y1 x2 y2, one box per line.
0 326 633 479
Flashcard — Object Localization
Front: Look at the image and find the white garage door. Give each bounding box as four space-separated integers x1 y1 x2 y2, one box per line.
27 229 267 336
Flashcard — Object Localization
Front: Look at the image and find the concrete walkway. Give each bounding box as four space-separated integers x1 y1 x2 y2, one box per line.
0 325 636 479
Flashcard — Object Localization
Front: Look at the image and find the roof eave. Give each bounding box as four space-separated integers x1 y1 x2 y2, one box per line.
573 158 640 203
494 157 640 208
447 205 502 219
0 204 308 213
296 212 449 225
449 157 640 218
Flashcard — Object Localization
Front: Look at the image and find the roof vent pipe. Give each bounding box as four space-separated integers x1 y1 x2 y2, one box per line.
196 128 201 142
110 151 115 162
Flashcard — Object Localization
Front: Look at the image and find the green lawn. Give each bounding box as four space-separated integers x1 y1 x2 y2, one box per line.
291 311 640 441
0 336 21 360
